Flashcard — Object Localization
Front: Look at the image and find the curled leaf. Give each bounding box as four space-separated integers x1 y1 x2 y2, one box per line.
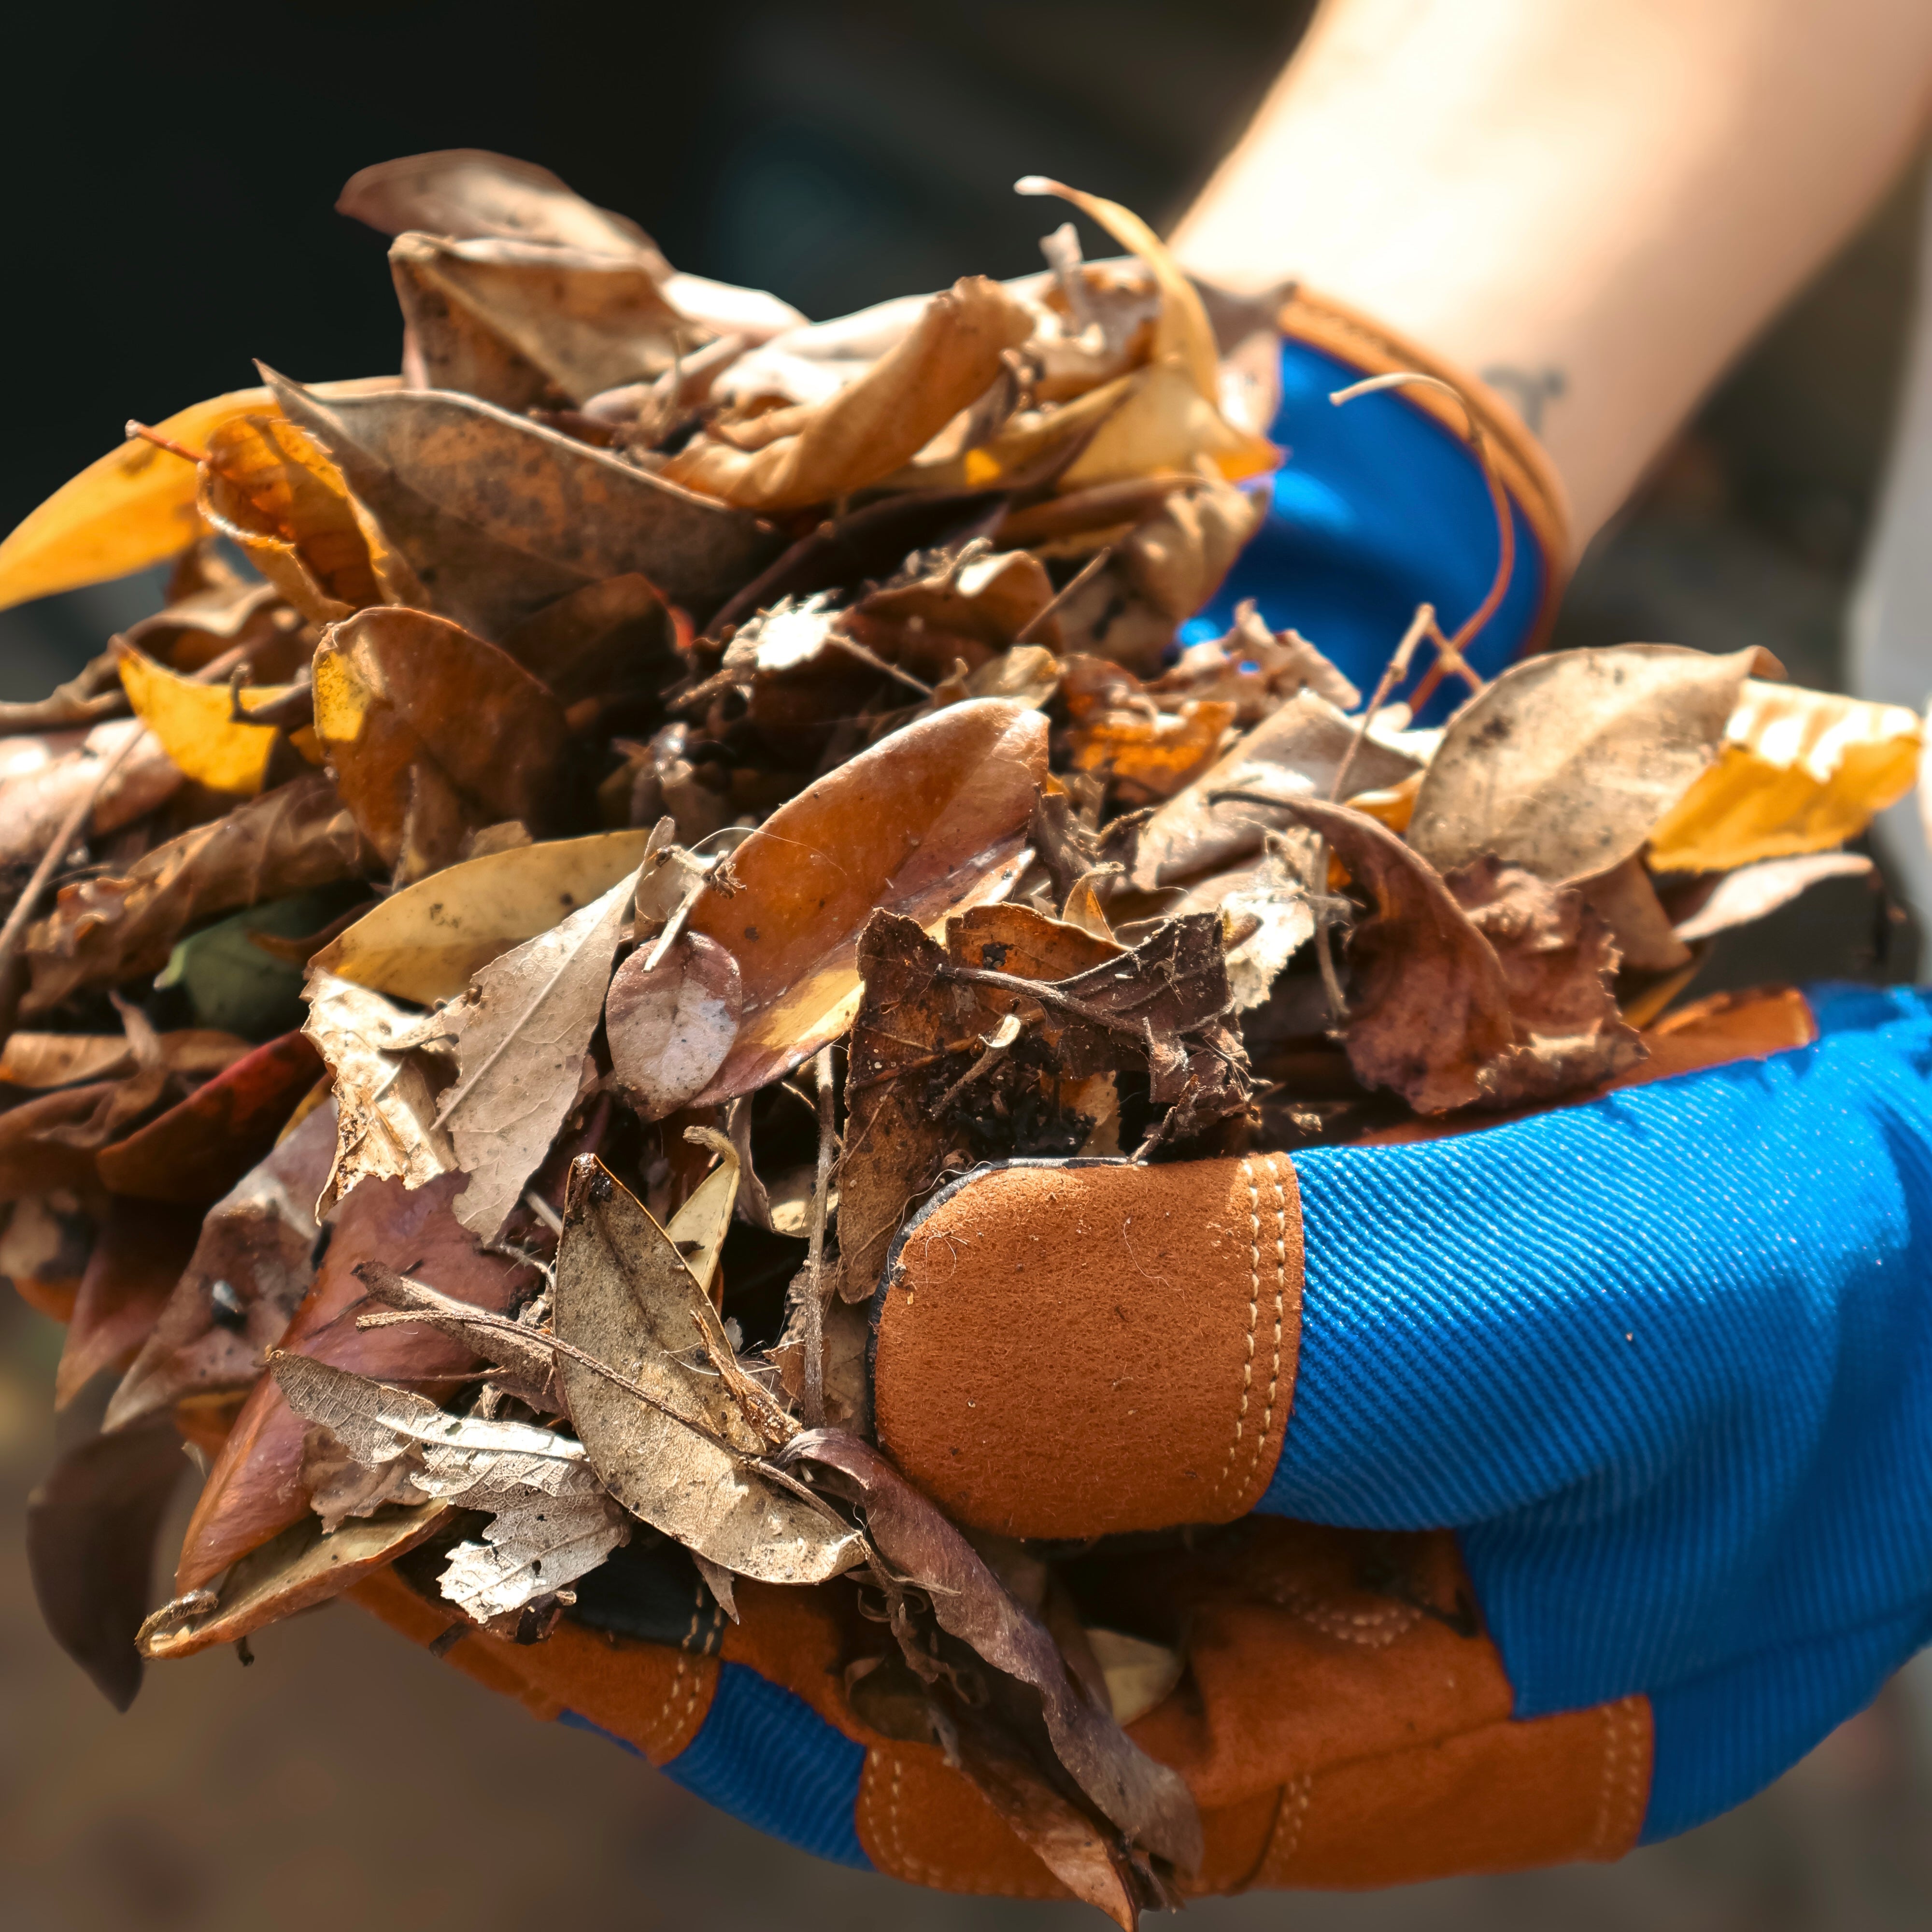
1671 851 1875 943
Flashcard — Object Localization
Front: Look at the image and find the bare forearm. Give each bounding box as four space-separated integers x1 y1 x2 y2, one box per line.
1175 0 1932 542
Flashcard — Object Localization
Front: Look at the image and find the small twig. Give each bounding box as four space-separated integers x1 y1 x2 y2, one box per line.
802 1043 838 1428
1331 371 1517 663
1014 544 1114 645
1328 603 1433 805
125 420 211 467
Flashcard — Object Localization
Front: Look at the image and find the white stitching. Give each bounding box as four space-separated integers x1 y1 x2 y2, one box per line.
1270 1773 1314 1875
1217 1156 1265 1505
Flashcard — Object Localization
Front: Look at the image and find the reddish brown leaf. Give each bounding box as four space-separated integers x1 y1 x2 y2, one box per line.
105 1098 337 1433
172 1171 527 1591
54 1199 202 1409
27 1418 185 1709
94 1031 324 1204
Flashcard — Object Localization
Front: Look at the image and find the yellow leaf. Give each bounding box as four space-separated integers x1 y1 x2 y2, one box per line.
1060 361 1278 489
113 643 310 796
0 377 401 615
1648 680 1921 873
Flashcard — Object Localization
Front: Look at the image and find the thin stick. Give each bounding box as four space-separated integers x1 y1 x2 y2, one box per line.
1330 371 1516 660
125 420 211 467
0 728 142 1039
1328 603 1433 804
1014 544 1114 645
802 1043 838 1428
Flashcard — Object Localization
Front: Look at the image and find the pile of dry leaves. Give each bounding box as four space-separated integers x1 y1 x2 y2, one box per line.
0 151 1920 1921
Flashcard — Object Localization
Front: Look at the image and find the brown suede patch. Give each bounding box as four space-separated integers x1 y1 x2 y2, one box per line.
350 1564 717 1764
872 1152 1303 1539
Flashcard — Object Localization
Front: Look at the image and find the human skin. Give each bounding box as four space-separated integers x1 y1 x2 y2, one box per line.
1173 0 1932 544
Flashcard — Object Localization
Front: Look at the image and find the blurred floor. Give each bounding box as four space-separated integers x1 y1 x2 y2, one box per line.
5 1300 1932 1932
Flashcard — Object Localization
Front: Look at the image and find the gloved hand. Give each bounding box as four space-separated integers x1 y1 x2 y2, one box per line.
347 296 1893 1903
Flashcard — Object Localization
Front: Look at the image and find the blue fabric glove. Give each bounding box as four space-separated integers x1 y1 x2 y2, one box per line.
1271 982 1932 1842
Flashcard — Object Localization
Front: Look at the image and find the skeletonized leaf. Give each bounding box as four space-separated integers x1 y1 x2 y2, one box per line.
313 826 659 1004
302 971 458 1211
1672 851 1875 943
0 378 400 616
605 932 742 1120
781 1429 1201 1872
25 773 368 1014
438 1477 629 1623
684 698 1048 1103
1406 645 1770 882
1649 682 1920 873
264 369 781 632
431 868 637 1241
554 1157 862 1585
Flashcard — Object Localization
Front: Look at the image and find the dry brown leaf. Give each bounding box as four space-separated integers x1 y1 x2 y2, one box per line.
302 970 457 1210
264 369 781 633
605 932 742 1121
25 1418 186 1708
1572 855 1692 975
355 1261 564 1416
1406 644 1771 882
1061 655 1236 804
497 574 678 707
313 826 657 1005
24 773 368 1014
1276 798 1514 1115
0 720 184 873
0 1027 242 1092
53 1200 202 1411
313 606 567 878
140 1506 449 1662
198 413 408 623
664 278 1035 512
781 1429 1201 1872
104 1099 337 1432
390 232 702 409
172 1170 526 1591
1131 694 1420 891
682 697 1048 1103
1151 598 1359 721
554 1157 863 1586
1445 858 1644 1106
429 867 637 1241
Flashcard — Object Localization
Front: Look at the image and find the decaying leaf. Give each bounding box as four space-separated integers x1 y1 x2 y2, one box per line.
554 1157 862 1585
25 773 368 1013
172 1170 526 1591
1406 645 1773 882
303 971 458 1210
430 866 637 1240
54 1199 203 1409
683 698 1048 1101
104 1098 338 1433
605 931 742 1120
273 1351 628 1620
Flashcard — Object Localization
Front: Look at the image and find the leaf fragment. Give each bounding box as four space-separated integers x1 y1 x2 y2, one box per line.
605 932 742 1120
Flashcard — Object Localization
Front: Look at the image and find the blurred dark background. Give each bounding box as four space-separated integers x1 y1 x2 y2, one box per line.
4 3 1930 1927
